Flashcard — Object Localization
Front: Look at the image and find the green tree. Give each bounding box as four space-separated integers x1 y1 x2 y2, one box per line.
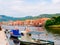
56 16 60 24
45 19 54 27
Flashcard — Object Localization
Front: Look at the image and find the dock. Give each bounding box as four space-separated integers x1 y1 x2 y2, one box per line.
0 29 9 45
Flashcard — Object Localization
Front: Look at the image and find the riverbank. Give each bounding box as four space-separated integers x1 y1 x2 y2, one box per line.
47 25 60 30
48 25 60 28
45 25 60 34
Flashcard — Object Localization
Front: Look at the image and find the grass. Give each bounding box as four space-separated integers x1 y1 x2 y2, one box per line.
48 25 60 28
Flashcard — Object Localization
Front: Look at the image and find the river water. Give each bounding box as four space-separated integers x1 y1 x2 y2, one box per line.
1 25 60 45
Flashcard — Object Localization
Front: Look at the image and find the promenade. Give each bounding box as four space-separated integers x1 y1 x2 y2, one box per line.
0 29 9 45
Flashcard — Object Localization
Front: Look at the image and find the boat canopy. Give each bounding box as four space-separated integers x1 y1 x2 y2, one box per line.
28 31 44 35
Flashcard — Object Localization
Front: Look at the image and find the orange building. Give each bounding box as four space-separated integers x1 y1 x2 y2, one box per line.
13 20 24 26
8 20 24 26
33 18 50 27
6 18 50 26
24 20 36 26
24 20 31 26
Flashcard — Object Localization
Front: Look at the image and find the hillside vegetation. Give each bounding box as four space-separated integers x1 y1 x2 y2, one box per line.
0 13 60 22
45 14 60 34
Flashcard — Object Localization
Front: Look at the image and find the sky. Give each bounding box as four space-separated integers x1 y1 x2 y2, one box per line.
0 0 60 17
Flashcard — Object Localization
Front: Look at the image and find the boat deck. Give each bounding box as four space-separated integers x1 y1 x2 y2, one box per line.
7 34 54 45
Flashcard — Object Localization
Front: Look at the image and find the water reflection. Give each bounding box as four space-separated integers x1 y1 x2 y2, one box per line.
45 27 60 34
45 27 60 45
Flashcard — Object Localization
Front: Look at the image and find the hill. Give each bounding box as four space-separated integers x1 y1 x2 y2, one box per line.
0 13 60 22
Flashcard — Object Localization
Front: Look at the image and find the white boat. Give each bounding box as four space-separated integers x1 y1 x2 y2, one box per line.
18 31 54 45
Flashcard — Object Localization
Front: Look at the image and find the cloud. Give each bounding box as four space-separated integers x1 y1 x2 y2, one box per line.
52 0 60 4
0 0 60 17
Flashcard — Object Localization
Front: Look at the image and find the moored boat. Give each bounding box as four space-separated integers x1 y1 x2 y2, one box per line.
18 31 54 45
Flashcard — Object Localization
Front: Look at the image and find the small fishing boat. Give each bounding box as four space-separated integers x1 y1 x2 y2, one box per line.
18 31 54 45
